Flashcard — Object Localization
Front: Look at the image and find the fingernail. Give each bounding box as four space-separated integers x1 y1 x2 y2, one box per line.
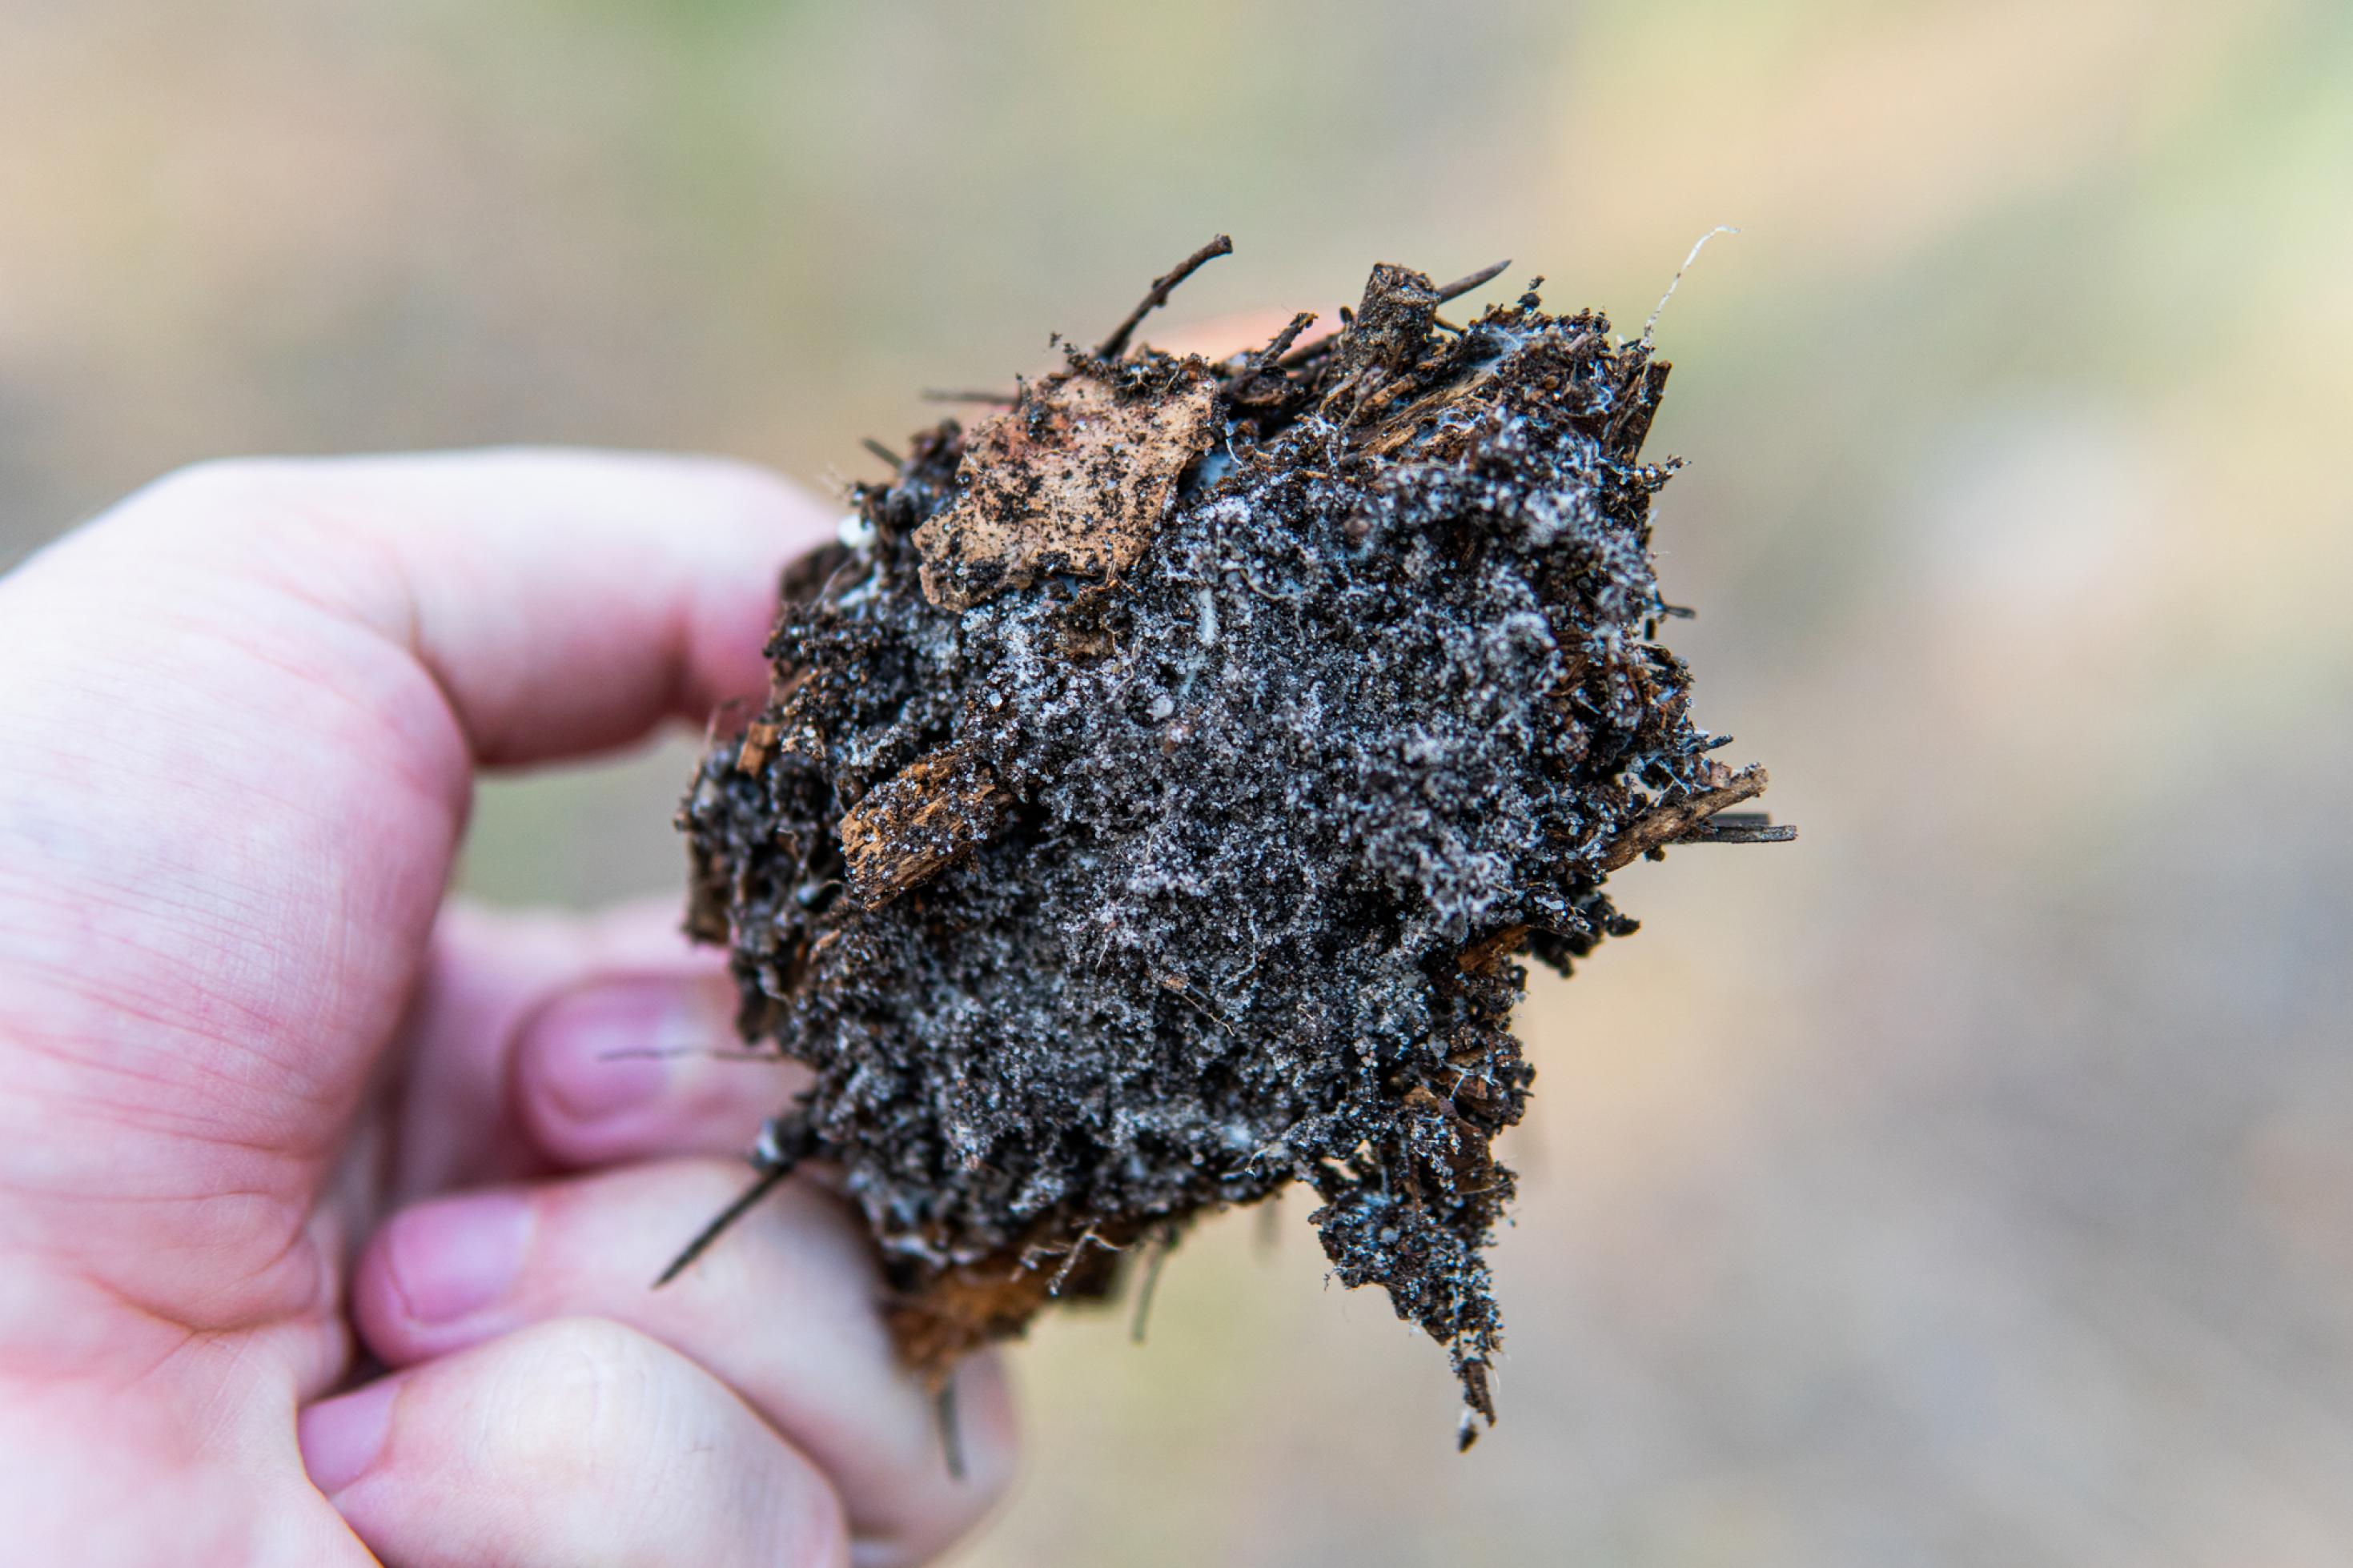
299 1380 396 1494
525 979 718 1123
384 1190 532 1325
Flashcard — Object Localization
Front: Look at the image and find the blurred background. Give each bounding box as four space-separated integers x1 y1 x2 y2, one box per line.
6 0 2351 1562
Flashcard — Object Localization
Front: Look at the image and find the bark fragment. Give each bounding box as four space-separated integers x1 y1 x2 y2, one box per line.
913 367 1219 611
839 746 1014 909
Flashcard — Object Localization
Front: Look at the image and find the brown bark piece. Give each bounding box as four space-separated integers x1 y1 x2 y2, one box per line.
914 369 1220 612
734 721 779 775
838 746 1014 909
1457 923 1532 975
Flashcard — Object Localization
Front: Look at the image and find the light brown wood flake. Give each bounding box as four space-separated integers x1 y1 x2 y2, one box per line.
837 744 1014 908
913 368 1219 612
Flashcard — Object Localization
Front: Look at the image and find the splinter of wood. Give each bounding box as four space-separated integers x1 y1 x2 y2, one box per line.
653 1157 797 1288
1129 1230 1173 1345
936 1378 966 1482
1095 234 1235 359
1433 258 1512 303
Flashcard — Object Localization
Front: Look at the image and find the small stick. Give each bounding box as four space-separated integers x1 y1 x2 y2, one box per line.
1672 815 1797 845
1255 1195 1283 1255
860 437 902 470
652 1157 797 1287
1246 311 1318 375
1097 234 1235 359
1227 311 1319 401
1129 1231 1173 1345
936 1378 966 1482
1432 258 1512 304
921 388 1020 404
1277 331 1342 371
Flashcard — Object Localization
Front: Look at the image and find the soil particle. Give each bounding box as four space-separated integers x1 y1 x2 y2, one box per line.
678 247 1785 1442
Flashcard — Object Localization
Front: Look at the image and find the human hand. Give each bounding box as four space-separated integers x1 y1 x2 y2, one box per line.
0 451 1013 1566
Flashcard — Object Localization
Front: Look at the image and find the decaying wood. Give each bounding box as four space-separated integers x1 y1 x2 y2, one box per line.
1600 765 1772 872
1095 233 1234 359
1457 923 1532 975
838 745 1014 908
735 721 779 775
913 367 1220 611
1432 257 1512 303
1675 810 1798 845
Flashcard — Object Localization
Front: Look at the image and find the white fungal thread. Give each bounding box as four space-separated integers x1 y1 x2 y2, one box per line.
1642 225 1742 346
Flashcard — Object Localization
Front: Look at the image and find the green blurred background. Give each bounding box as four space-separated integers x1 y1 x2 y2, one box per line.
7 1 2351 1562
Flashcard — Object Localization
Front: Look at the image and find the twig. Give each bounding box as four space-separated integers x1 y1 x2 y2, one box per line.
1130 1230 1173 1345
921 388 1019 404
1227 311 1318 402
936 1378 966 1482
860 437 902 470
1097 234 1235 359
1432 258 1512 304
656 1117 815 1288
1277 335 1341 372
1598 766 1773 871
1246 311 1318 374
652 1160 795 1286
1671 809 1797 845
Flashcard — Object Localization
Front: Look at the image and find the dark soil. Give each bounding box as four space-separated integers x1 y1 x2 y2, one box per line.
678 242 1783 1445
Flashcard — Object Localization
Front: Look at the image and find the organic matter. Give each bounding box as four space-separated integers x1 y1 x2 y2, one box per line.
677 240 1785 1446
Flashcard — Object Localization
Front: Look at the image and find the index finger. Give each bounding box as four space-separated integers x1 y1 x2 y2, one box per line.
94 448 834 774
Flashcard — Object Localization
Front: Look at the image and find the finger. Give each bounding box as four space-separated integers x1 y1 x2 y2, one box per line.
117 447 834 770
349 1160 1014 1566
389 899 803 1200
299 1317 849 1568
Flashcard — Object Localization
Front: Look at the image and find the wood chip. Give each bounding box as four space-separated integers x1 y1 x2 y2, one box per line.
837 745 1014 908
914 368 1219 612
735 721 779 774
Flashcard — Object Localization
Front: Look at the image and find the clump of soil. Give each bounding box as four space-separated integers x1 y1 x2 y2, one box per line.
679 239 1784 1445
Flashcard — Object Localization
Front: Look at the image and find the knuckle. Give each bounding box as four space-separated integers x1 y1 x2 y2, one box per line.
476 1316 851 1568
109 457 345 566
129 456 302 522
484 1317 677 1486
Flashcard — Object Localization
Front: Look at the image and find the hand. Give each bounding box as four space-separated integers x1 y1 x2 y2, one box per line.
0 452 1014 1566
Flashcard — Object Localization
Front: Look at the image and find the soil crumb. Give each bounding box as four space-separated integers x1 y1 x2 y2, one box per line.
680 242 1785 1444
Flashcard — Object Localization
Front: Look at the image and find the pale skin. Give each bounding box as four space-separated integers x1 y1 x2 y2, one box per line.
0 451 1015 1566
